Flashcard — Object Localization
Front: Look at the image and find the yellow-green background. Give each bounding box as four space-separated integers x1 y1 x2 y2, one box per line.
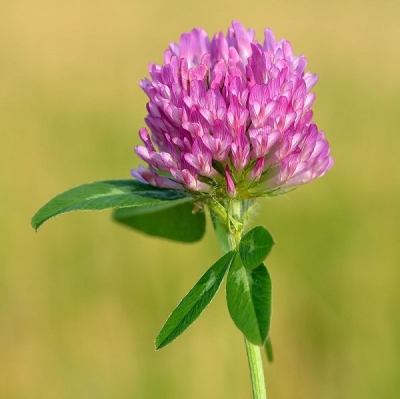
1 1 399 398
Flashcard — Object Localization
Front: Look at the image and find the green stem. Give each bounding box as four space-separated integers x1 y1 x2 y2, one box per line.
210 199 267 399
245 337 267 399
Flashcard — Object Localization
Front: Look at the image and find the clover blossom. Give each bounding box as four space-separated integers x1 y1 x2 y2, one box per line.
132 21 333 200
32 22 337 399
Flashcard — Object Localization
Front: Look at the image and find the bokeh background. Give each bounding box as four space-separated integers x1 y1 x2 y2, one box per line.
1 0 399 398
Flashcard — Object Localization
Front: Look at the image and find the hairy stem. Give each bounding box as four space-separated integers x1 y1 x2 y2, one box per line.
245 337 267 399
211 199 267 399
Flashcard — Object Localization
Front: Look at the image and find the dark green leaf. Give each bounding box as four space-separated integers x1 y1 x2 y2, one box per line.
156 251 235 350
113 201 205 242
239 226 274 270
226 254 272 345
31 179 189 230
264 336 273 363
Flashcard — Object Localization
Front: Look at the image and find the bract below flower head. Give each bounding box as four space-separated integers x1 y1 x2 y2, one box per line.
132 21 333 200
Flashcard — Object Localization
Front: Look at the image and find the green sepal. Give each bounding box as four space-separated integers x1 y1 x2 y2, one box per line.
156 251 235 350
113 201 205 243
31 179 188 230
226 254 272 345
239 226 274 270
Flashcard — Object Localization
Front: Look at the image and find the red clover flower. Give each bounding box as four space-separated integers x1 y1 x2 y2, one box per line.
133 21 333 200
32 22 335 399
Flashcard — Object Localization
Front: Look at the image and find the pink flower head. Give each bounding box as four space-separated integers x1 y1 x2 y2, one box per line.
133 21 333 199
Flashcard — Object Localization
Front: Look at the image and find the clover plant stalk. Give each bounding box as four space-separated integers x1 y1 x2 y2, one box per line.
213 198 267 399
245 337 267 399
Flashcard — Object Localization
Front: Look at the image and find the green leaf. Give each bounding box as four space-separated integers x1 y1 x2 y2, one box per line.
113 201 205 243
156 251 235 350
239 226 274 270
226 254 272 345
264 336 273 363
31 179 189 230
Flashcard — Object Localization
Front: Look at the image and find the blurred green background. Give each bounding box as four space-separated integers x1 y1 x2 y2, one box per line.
1 0 399 398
